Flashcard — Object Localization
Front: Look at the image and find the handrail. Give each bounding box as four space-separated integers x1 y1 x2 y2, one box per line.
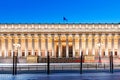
0 63 116 66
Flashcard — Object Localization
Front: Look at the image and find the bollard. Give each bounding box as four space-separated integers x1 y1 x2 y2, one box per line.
111 53 113 73
47 52 50 74
13 52 17 75
110 52 114 73
104 63 105 70
13 55 15 75
80 52 83 74
15 56 17 75
96 64 97 70
109 54 111 72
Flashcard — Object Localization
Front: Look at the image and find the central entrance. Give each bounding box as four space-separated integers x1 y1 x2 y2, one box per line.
56 43 73 58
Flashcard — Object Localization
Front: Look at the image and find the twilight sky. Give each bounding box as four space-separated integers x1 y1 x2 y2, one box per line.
0 0 120 23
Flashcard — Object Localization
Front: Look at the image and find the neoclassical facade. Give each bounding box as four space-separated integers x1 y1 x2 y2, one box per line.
0 23 120 58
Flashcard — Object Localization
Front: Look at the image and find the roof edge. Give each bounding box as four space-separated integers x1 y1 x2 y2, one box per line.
0 22 119 25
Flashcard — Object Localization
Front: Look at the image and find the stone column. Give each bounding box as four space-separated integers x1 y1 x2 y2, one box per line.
79 35 82 56
11 37 14 57
25 37 28 57
92 35 95 55
105 35 108 56
118 36 120 57
112 35 114 56
18 37 21 57
58 35 61 57
52 35 54 57
32 36 34 55
5 37 7 57
66 35 69 57
38 35 41 56
45 34 48 57
99 35 102 56
86 35 88 55
72 35 75 57
0 38 1 57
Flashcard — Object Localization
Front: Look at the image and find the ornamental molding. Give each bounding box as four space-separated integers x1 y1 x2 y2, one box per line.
0 24 119 33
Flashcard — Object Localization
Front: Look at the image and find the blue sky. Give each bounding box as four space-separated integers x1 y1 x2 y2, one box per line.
0 0 120 23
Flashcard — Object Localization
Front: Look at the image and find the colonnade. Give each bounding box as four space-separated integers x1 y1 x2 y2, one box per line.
0 33 120 58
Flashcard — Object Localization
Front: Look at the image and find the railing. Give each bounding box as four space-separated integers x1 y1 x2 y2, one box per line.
0 63 119 71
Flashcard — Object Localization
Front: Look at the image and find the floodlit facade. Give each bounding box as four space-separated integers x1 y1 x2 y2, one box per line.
0 23 120 58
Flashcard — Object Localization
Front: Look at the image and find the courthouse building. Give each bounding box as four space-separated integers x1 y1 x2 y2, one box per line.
0 23 120 59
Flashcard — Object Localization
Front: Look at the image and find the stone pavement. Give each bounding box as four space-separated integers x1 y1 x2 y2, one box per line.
1 72 120 80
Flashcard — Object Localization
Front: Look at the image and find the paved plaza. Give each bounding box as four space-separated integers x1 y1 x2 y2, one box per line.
0 63 119 80
1 72 120 80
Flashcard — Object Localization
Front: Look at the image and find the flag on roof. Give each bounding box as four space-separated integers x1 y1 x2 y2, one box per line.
63 17 68 21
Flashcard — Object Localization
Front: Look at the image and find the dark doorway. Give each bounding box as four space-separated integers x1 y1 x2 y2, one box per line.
22 52 25 56
103 52 105 57
28 52 31 56
69 45 73 57
115 51 117 56
62 46 66 57
35 52 38 56
56 45 58 57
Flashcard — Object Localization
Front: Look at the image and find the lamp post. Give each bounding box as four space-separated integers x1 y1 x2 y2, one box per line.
13 43 20 75
96 43 103 63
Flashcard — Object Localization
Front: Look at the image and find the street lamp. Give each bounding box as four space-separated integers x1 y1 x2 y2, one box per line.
13 43 20 75
96 43 103 63
13 43 20 62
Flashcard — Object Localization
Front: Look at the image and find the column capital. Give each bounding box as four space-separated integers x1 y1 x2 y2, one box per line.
21 33 25 36
54 34 58 37
108 33 112 36
75 34 79 36
41 34 45 37
101 34 106 37
115 33 118 36
47 34 51 37
20 34 25 39
88 34 92 36
34 34 38 37
27 34 32 39
82 33 86 37
95 34 99 37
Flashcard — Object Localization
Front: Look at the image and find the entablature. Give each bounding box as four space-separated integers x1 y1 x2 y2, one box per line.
0 24 119 33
